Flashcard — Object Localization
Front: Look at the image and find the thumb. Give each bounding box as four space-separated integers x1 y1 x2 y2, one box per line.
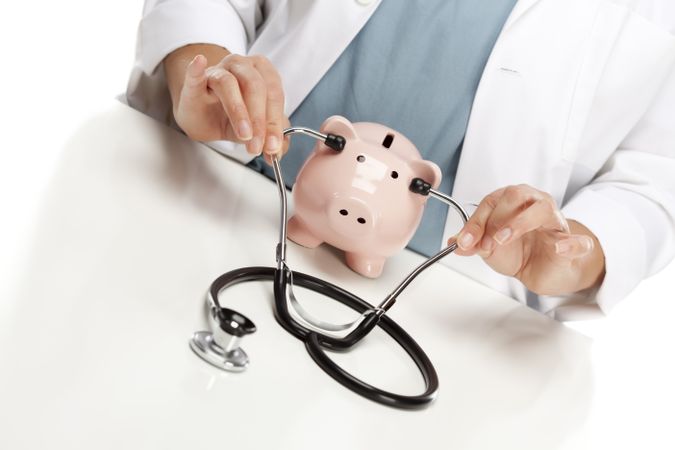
554 235 594 260
447 235 476 256
182 54 208 95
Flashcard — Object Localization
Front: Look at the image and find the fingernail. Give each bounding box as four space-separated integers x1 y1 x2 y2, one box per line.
249 137 263 154
266 135 280 153
494 228 512 245
481 236 495 253
237 120 252 140
188 54 207 73
458 232 474 249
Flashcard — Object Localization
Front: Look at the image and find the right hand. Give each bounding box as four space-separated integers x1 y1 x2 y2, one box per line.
171 52 290 162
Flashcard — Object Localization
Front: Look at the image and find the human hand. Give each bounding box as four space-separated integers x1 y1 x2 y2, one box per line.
165 46 290 163
450 184 605 295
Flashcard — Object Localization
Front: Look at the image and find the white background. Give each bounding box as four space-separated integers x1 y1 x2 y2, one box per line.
0 2 673 449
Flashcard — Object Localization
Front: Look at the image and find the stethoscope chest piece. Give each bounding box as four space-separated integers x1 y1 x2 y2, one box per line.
190 307 257 372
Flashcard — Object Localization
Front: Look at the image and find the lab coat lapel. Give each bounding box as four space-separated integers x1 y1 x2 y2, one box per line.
261 0 538 116
249 0 382 117
503 0 544 31
441 0 552 293
451 0 548 206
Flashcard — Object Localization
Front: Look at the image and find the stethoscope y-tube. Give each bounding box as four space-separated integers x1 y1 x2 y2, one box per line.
194 126 469 409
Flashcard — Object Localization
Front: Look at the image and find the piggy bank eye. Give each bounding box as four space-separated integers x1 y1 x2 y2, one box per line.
357 155 366 162
390 171 399 179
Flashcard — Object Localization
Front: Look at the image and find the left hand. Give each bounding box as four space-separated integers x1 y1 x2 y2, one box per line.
451 184 605 295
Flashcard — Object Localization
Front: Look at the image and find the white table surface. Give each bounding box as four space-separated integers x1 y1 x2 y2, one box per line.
0 103 592 450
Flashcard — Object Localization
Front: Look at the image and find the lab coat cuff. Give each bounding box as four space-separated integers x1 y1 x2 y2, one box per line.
138 0 248 75
559 188 647 314
205 141 256 165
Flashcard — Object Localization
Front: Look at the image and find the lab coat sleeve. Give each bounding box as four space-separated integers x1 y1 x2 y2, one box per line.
558 61 675 316
126 0 263 163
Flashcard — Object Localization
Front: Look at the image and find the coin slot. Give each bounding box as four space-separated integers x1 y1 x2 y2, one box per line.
382 134 394 149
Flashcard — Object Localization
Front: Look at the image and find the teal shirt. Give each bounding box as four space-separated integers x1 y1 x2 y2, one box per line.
248 0 517 256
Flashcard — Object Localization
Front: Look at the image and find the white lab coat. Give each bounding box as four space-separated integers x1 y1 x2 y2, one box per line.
127 0 675 320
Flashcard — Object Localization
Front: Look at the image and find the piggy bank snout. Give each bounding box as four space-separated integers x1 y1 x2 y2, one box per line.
327 197 376 237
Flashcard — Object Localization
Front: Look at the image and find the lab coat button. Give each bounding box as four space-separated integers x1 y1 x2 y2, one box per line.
356 0 374 5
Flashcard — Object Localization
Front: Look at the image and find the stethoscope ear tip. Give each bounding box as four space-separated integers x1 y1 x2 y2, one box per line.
324 133 346 151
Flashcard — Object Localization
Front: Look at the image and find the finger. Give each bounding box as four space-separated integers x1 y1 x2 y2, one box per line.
493 197 568 246
205 67 253 142
182 54 208 96
226 58 267 155
456 188 505 252
263 116 292 165
480 185 550 256
447 236 478 256
554 235 594 259
484 185 542 238
252 55 285 157
281 116 291 157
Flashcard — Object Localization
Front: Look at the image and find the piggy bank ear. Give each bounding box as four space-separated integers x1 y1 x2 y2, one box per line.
408 160 442 190
320 115 358 141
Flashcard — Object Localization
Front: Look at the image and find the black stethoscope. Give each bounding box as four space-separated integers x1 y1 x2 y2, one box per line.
190 126 469 409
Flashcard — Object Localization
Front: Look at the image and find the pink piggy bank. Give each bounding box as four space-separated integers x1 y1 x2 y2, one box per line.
288 116 442 278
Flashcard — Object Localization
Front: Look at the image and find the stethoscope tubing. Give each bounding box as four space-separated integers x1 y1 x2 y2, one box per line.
209 265 439 409
271 129 469 337
203 125 471 409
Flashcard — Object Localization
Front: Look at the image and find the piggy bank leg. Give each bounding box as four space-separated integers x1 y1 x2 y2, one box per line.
345 253 385 278
287 215 323 249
